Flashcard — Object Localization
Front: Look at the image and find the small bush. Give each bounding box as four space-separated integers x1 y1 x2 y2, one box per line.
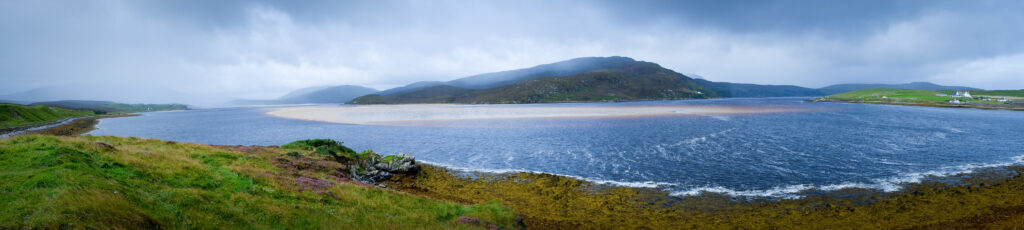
282 139 357 162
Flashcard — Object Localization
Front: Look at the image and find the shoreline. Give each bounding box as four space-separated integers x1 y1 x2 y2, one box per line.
389 161 1024 228
0 114 136 138
812 98 1024 111
417 154 1024 199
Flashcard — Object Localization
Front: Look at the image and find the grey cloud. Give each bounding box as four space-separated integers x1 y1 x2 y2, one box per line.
1 0 1022 106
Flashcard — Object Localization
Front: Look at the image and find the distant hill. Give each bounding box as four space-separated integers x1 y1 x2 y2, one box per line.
446 56 646 89
373 57 645 97
818 82 981 95
229 85 380 105
1 85 197 104
1 103 94 129
353 85 473 104
351 58 713 104
376 81 446 96
29 100 188 114
695 79 826 97
277 85 379 104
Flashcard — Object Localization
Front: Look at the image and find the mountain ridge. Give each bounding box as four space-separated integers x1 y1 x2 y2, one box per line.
350 57 714 104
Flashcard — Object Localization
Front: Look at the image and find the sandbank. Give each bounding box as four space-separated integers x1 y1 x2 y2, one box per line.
266 103 809 126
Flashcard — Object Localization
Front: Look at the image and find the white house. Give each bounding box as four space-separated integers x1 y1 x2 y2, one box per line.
998 97 1009 102
953 90 973 98
949 98 961 104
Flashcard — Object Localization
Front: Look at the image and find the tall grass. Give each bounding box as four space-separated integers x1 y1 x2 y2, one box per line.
0 135 518 229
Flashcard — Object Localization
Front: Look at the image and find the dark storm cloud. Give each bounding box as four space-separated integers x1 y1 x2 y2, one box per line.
1 0 1022 105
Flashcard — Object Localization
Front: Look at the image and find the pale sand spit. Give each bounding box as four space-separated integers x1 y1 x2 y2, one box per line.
266 104 813 126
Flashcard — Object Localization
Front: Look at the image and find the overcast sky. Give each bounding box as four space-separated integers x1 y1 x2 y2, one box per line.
2 0 1023 104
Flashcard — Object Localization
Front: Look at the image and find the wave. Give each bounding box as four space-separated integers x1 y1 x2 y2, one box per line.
419 160 682 188
422 154 1024 199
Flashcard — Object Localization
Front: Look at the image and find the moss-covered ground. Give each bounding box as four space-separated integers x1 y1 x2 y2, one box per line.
0 135 519 229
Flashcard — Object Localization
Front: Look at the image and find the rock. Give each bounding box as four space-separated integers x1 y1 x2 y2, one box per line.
456 216 482 225
347 153 419 185
93 142 115 151
376 153 419 174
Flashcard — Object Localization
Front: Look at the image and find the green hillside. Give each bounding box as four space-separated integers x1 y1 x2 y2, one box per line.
831 88 950 102
29 100 188 114
351 60 713 104
0 135 517 229
352 85 473 104
694 79 825 97
830 88 1023 105
453 63 712 103
0 104 94 129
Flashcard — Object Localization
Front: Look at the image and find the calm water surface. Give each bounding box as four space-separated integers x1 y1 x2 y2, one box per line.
89 98 1024 197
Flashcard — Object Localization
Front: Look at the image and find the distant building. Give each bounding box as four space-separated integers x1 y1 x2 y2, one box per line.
998 97 1009 102
981 97 993 101
949 98 961 104
881 96 888 99
952 90 973 99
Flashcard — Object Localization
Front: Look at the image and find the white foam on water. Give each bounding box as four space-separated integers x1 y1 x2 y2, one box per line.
709 115 731 121
669 184 815 198
422 154 1024 199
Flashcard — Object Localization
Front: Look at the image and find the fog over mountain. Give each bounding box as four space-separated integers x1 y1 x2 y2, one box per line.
2 0 1023 105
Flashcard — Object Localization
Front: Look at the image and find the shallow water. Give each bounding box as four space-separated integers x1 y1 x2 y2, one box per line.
89 98 1024 197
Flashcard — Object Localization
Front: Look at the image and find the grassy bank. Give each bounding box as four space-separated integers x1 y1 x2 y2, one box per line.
0 104 94 129
389 164 1024 229
24 114 136 137
29 100 189 114
818 88 1024 111
0 135 518 229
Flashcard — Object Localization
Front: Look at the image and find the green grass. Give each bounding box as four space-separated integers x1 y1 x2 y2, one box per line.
831 88 950 102
0 104 95 128
937 89 1024 99
830 88 1019 105
0 135 518 229
29 100 189 114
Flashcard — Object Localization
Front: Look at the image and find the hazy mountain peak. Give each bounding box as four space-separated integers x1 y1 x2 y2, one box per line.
277 85 380 104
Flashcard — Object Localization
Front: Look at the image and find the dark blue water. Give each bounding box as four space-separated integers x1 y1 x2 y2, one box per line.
89 98 1024 197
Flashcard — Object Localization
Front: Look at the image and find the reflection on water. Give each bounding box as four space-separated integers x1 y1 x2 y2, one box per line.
90 98 1024 197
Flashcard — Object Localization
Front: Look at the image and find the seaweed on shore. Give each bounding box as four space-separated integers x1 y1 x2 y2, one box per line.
388 164 1024 229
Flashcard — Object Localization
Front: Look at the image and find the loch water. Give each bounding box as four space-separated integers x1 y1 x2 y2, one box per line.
88 98 1024 197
